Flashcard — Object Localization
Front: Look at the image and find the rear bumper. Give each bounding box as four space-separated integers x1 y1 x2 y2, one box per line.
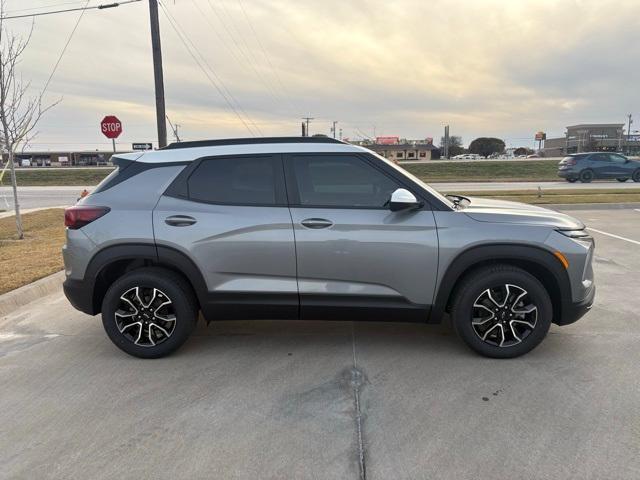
557 169 577 179
556 285 595 326
63 277 96 316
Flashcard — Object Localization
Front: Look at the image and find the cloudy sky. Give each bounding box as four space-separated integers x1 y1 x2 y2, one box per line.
3 0 639 150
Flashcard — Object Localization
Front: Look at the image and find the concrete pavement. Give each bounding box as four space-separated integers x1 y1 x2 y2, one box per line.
1 208 639 479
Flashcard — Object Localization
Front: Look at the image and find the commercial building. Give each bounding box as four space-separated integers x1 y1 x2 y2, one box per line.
347 137 439 161
543 123 640 156
1 151 115 167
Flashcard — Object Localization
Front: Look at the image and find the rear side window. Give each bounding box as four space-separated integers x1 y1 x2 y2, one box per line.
187 156 280 205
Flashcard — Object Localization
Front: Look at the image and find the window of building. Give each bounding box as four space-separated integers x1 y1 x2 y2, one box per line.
419 152 426 158
396 152 404 158
407 152 415 158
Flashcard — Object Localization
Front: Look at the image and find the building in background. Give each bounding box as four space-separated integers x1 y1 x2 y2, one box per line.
1 151 115 167
543 123 640 156
347 137 439 161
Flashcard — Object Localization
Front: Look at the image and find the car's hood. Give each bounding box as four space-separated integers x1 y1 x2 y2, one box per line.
462 196 584 229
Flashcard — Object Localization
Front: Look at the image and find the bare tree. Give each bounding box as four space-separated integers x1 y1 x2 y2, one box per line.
0 1 59 239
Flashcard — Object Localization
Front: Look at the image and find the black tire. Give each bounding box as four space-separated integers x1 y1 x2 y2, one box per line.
579 169 594 183
633 170 640 183
616 178 628 182
450 265 552 358
566 178 578 183
101 267 198 358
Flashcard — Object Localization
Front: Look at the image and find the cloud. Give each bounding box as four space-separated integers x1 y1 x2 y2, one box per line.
5 0 639 149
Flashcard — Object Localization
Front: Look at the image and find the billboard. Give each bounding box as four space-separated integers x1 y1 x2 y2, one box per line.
375 136 400 145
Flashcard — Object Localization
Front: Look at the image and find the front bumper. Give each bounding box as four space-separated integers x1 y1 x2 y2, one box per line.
63 277 97 316
556 284 595 326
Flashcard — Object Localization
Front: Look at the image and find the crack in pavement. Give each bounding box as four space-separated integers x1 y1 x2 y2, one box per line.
351 322 366 480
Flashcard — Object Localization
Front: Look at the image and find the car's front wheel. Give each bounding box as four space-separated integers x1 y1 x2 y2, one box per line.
617 178 629 182
633 169 640 183
101 268 197 358
450 265 552 358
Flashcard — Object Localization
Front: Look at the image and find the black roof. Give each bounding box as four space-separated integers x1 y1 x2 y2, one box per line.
162 136 345 150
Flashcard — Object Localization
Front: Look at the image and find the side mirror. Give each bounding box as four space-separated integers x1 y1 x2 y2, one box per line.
389 188 421 211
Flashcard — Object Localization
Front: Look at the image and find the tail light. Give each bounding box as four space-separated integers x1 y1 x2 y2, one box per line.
64 206 110 229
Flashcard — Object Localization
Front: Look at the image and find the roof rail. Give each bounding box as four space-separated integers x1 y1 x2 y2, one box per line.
162 136 345 150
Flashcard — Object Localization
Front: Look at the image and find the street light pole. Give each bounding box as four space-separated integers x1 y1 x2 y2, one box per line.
149 0 167 148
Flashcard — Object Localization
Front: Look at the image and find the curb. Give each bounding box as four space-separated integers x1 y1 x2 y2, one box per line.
548 202 640 211
0 271 65 318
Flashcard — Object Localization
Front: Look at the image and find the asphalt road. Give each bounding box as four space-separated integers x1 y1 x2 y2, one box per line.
2 181 640 210
1 207 639 479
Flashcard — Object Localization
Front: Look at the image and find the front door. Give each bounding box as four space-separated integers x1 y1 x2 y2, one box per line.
284 153 439 321
153 154 298 320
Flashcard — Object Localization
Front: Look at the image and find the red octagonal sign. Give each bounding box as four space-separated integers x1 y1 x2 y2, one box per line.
100 115 122 139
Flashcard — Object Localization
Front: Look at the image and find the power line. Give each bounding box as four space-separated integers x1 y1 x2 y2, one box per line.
203 0 283 109
236 0 299 114
41 0 91 97
158 2 261 136
0 0 142 20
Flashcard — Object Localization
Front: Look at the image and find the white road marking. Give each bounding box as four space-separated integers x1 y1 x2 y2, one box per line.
634 209 640 213
587 227 640 246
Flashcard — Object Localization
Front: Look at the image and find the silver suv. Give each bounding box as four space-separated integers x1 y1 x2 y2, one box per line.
62 137 595 359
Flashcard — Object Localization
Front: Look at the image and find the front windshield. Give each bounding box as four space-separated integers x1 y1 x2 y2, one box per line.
368 151 455 208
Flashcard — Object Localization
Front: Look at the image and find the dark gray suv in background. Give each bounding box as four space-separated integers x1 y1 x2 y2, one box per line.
558 152 640 183
63 137 595 359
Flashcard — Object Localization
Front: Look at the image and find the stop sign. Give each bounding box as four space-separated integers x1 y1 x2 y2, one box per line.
100 115 122 139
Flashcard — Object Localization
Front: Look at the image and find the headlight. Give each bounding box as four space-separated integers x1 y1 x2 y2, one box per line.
556 228 591 239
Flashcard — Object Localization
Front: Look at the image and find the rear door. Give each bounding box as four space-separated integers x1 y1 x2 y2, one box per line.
589 153 611 178
153 154 298 319
284 153 439 321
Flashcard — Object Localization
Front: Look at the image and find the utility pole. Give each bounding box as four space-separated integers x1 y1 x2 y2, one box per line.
627 114 633 155
149 0 167 148
302 116 313 137
166 115 181 143
331 120 338 139
443 125 450 158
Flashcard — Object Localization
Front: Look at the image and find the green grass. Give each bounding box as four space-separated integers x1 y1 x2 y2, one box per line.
403 160 558 182
457 188 640 204
2 168 113 186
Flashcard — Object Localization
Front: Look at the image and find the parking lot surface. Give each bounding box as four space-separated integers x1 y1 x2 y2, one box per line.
1 207 639 479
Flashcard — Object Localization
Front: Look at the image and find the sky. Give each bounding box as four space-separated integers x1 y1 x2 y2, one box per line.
2 0 639 151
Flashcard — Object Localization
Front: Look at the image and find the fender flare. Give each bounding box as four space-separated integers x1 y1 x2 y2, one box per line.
430 244 571 324
83 243 208 314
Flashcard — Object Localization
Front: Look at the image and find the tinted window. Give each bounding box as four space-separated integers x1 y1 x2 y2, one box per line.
292 155 400 207
608 154 627 164
188 156 278 205
590 153 609 162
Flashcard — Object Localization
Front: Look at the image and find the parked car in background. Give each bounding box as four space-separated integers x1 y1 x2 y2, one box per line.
558 152 640 183
20 159 31 167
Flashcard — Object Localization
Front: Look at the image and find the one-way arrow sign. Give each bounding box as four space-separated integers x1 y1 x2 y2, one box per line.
132 143 153 151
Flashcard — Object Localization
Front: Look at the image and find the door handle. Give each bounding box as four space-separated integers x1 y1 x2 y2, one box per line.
165 215 197 227
301 218 333 229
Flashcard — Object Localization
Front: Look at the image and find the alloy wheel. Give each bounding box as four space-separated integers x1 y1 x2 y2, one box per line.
114 286 176 347
471 284 538 347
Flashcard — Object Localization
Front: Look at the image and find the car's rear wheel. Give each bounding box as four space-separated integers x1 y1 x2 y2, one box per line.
633 169 640 182
579 169 594 183
101 268 197 358
617 178 629 182
450 265 552 358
